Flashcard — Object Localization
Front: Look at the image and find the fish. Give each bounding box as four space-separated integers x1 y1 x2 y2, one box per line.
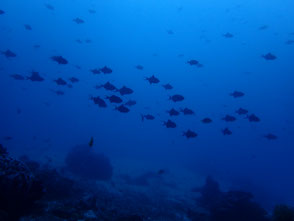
125 100 136 106
170 94 184 102
1 49 16 58
222 128 232 135
89 9 96 14
235 108 248 115
91 68 101 74
183 130 198 139
222 115 236 122
262 53 277 60
51 90 64 95
0 10 5 15
230 91 244 98
158 169 165 175
264 133 277 140
167 108 180 116
89 137 94 147
201 118 212 123
285 40 294 45
115 104 130 113
135 65 144 70
33 44 40 49
163 119 176 128
223 32 233 38
3 136 13 141
17 108 22 114
10 74 25 80
141 114 155 121
85 39 92 43
73 17 85 24
45 4 54 10
27 71 44 82
96 82 116 91
167 29 174 35
51 56 68 64
106 95 122 103
180 108 194 115
247 114 260 122
69 77 79 83
145 75 160 84
100 66 112 74
187 59 199 66
117 86 133 95
162 83 173 90
91 96 107 107
54 78 67 85
258 25 268 30
24 24 32 30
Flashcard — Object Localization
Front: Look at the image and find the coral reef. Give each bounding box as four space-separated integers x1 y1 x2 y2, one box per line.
65 144 113 180
273 204 294 221
0 145 44 220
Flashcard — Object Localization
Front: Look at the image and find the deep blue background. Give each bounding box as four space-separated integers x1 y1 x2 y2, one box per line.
0 0 293 209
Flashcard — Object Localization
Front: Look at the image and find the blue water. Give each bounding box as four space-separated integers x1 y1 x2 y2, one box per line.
1 0 293 210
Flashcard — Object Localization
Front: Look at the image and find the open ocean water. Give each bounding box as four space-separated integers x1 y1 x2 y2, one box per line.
0 0 294 220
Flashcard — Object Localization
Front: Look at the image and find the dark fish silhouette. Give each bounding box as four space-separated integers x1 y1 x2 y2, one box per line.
10 74 25 80
115 104 130 113
73 17 84 24
51 56 68 64
17 108 22 114
202 118 212 123
0 10 5 15
69 77 79 83
91 68 101 74
247 114 260 122
89 9 96 14
89 137 94 147
54 78 67 85
167 29 174 35
230 91 244 98
183 130 197 139
145 75 160 84
222 128 232 135
24 24 32 30
1 49 16 58
180 108 194 115
223 32 233 38
85 39 92 43
3 136 13 141
167 108 180 116
170 94 184 102
91 96 107 107
187 59 199 66
258 25 268 30
235 108 248 115
264 133 277 140
163 120 176 128
117 86 133 95
106 95 122 103
222 115 236 122
141 114 155 121
262 53 277 60
135 65 144 70
162 83 173 90
100 66 112 74
27 71 44 82
51 90 64 96
285 40 294 45
33 44 40 49
45 4 54 10
96 82 116 91
125 100 136 106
